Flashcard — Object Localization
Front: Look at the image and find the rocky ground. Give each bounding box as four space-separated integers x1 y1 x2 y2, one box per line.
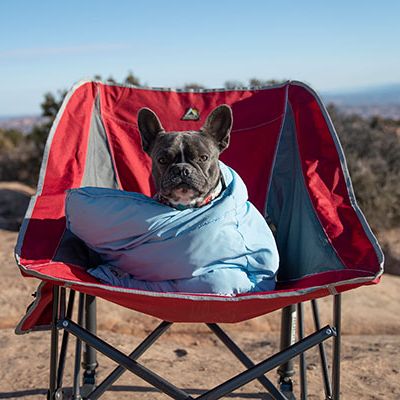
0 182 399 399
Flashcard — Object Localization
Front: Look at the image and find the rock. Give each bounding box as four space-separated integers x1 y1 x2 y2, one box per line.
174 348 188 358
0 182 34 231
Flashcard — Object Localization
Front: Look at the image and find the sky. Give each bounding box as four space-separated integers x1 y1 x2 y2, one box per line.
0 0 399 116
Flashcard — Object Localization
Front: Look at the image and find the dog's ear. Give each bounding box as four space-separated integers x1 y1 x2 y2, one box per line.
201 105 233 152
137 108 165 153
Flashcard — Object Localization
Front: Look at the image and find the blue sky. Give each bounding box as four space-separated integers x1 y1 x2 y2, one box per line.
0 0 399 116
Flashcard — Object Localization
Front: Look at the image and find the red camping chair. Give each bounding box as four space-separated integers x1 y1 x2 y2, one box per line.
15 80 383 400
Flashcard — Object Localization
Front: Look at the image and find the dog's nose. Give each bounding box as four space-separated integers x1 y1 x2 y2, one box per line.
172 164 191 177
181 167 190 177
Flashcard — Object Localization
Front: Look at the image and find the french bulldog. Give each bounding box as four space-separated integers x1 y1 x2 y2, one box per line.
137 105 233 209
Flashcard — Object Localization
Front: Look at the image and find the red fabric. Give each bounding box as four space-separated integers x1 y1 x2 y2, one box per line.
289 85 380 271
16 282 54 333
40 83 96 195
67 284 330 323
16 81 382 332
21 82 96 264
99 84 287 212
21 194 66 263
16 276 372 330
16 260 377 328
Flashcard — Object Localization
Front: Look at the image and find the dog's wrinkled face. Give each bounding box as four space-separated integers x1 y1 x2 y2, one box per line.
137 105 232 206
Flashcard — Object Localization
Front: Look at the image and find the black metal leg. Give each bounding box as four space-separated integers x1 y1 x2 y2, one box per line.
207 324 288 400
59 288 66 320
297 303 307 400
278 304 297 399
53 292 341 400
60 316 334 400
59 319 192 400
88 321 172 400
48 286 60 400
82 295 98 395
197 325 335 400
332 294 341 400
72 293 85 400
57 289 76 390
311 299 333 399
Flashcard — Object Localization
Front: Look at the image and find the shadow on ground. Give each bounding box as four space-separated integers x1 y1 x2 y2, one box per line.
0 386 274 399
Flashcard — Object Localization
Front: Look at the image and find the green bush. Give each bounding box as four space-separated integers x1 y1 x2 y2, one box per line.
0 128 40 185
328 105 400 231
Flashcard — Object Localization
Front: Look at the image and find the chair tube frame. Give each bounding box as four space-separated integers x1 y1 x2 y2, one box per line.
47 287 342 400
83 295 98 386
311 299 333 399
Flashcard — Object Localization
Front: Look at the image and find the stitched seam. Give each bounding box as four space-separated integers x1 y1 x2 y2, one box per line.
232 113 285 132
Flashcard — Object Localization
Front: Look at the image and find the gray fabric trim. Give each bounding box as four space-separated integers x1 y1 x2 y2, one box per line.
81 93 119 188
81 78 291 93
16 257 377 304
290 81 384 274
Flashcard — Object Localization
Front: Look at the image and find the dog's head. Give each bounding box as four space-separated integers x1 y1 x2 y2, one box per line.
137 105 233 207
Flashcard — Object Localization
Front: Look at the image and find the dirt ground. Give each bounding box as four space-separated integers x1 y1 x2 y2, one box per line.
0 182 399 399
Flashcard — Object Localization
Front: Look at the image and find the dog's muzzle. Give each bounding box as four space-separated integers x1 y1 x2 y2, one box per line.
162 163 204 192
172 164 191 178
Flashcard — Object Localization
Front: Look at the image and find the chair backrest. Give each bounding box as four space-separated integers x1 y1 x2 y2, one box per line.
17 80 383 288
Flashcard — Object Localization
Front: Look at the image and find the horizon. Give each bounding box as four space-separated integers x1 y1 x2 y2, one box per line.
1 80 400 119
1 0 399 116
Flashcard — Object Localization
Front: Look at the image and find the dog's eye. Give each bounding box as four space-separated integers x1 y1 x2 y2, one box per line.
200 155 209 162
158 157 168 165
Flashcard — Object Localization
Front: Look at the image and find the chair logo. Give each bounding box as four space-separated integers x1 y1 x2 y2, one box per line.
182 108 200 121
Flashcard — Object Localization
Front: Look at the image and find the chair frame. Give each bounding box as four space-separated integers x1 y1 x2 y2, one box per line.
47 286 342 400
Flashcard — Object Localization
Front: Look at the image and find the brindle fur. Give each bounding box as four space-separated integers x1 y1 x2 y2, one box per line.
137 105 232 206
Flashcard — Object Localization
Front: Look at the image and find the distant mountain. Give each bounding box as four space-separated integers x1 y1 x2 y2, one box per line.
323 83 400 106
0 115 48 134
322 83 400 119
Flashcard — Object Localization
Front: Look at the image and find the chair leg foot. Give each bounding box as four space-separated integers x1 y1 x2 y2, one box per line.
47 388 64 400
278 378 296 400
81 370 97 399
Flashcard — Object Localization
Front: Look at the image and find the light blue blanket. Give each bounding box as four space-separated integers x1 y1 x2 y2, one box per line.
65 162 279 295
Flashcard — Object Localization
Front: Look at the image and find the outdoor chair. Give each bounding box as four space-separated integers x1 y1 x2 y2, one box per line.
15 80 383 400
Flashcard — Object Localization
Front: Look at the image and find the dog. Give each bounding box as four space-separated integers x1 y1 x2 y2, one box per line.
71 104 279 293
137 105 232 209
